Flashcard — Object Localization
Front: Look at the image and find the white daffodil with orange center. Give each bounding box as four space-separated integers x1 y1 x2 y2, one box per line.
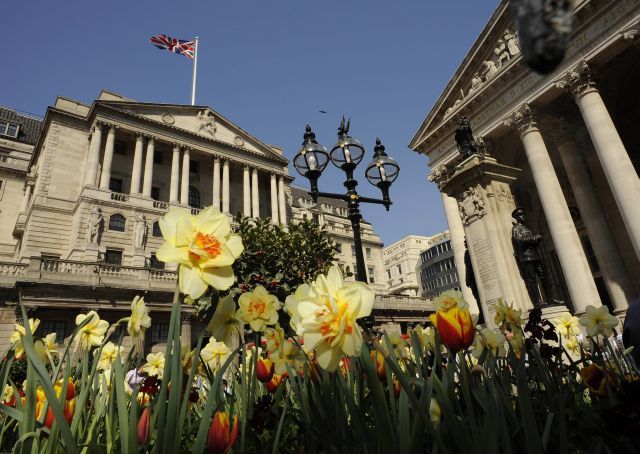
236 285 281 332
156 207 244 299
296 266 374 372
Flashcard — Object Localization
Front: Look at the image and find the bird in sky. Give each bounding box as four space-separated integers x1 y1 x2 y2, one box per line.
319 110 327 114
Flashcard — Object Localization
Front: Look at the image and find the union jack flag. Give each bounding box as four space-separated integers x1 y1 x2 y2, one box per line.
149 35 195 60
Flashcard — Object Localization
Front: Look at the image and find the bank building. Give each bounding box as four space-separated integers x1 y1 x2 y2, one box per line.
410 0 640 326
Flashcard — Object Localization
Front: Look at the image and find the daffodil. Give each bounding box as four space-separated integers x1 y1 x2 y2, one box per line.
2 385 15 405
553 313 581 338
412 325 436 352
206 295 238 345
383 332 409 359
128 296 151 341
95 342 124 371
564 336 581 355
155 206 244 298
579 305 619 338
272 341 308 375
9 318 40 358
472 328 506 358
75 311 109 350
296 265 374 371
141 352 166 378
236 285 281 332
285 283 311 334
264 324 285 356
200 337 231 372
494 299 523 328
433 290 468 312
429 399 441 425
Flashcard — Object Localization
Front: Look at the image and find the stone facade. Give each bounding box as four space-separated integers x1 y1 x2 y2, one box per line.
382 234 442 296
410 0 640 326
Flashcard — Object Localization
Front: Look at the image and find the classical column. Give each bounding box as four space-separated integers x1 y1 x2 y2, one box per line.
222 159 230 213
130 133 144 194
270 173 279 224
557 61 640 259
169 143 180 203
278 175 287 226
251 168 260 218
243 166 251 217
84 122 103 187
181 148 190 205
440 192 480 315
507 104 601 313
142 137 155 197
99 125 116 190
19 184 32 213
180 313 193 348
546 119 633 314
212 157 221 210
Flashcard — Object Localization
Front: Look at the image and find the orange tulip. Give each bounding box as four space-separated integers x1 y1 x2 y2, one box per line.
63 399 75 424
580 364 617 397
256 357 275 383
207 411 239 454
371 350 386 381
265 373 283 394
429 307 474 353
137 407 151 445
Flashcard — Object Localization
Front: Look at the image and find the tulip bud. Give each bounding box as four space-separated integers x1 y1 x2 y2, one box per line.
64 399 75 424
207 411 239 454
429 307 475 354
265 373 283 394
371 351 386 381
256 357 275 383
137 407 151 445
392 377 401 398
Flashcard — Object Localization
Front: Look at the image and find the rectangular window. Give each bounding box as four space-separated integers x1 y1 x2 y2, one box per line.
0 121 19 138
149 254 164 270
335 242 342 253
387 269 391 280
151 186 160 201
41 320 67 343
109 178 123 193
151 322 170 344
312 213 320 225
114 140 127 155
154 150 163 165
366 247 371 259
368 267 375 284
104 249 123 266
190 160 199 174
351 245 356 256
397 264 402 275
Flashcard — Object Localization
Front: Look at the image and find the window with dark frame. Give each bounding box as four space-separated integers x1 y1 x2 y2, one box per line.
108 213 126 232
104 249 123 265
335 242 342 253
152 221 162 237
114 140 127 155
368 267 375 284
189 160 199 174
151 186 160 201
109 178 123 193
149 254 164 270
366 247 371 259
154 150 163 165
41 320 67 343
188 186 201 208
0 121 19 138
151 322 170 343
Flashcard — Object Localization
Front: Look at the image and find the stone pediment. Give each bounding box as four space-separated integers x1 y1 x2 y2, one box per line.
410 0 518 151
97 99 287 164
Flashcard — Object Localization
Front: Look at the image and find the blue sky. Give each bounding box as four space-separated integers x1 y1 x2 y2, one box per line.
1 0 496 246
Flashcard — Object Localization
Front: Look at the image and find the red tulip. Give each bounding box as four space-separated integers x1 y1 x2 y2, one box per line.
207 411 239 454
429 307 475 353
137 407 151 445
371 351 386 381
265 373 283 394
256 357 275 383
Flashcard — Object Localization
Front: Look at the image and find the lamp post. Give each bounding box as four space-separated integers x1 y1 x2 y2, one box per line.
293 119 400 285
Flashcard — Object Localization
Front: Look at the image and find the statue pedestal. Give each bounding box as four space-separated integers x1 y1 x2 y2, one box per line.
441 155 533 328
83 243 100 262
130 249 147 268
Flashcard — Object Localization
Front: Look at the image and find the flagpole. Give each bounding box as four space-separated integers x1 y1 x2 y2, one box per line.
191 37 199 106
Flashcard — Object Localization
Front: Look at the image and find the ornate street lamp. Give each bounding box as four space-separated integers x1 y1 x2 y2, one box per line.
293 118 400 286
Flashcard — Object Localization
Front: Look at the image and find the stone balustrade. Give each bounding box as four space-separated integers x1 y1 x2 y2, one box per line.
0 262 28 277
374 294 434 313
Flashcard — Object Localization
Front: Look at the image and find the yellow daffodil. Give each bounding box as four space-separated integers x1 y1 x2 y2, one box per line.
412 325 436 352
200 337 231 372
2 385 15 405
128 296 151 341
383 332 409 359
285 283 311 334
95 342 124 371
155 206 244 298
43 333 58 354
236 285 281 333
206 295 238 345
75 311 109 350
494 299 523 328
296 265 374 371
264 324 285 356
472 328 506 358
564 336 581 355
553 313 581 338
430 399 441 425
433 290 467 312
579 305 619 338
141 352 165 378
272 341 308 375
9 318 40 358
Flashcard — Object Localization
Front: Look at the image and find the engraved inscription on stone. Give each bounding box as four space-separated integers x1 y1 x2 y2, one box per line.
471 237 499 292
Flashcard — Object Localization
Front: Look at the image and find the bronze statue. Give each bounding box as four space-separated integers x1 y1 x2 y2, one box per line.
454 116 478 159
511 207 551 306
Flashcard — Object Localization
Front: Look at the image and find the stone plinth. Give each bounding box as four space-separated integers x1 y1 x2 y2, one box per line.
440 155 532 327
130 249 147 268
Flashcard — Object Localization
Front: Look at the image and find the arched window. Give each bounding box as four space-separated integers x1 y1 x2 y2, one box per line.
152 221 162 237
188 186 201 209
108 214 126 232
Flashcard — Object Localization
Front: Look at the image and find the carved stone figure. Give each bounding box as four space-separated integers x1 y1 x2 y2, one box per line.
86 206 103 244
508 0 573 74
197 110 217 137
132 213 147 249
469 73 484 95
504 30 520 57
458 187 486 226
494 39 510 67
482 60 499 79
511 207 551 306
454 116 478 159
